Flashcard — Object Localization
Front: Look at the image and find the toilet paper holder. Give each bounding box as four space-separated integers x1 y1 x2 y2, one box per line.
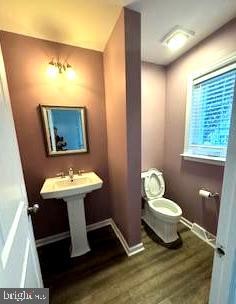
199 188 220 198
209 192 220 198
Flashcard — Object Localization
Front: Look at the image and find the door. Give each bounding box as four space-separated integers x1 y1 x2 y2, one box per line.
209 85 236 303
0 45 43 287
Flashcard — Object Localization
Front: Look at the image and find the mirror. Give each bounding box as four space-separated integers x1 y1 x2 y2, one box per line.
40 105 88 156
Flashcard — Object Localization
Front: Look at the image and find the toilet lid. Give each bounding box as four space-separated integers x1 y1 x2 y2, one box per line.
144 169 165 200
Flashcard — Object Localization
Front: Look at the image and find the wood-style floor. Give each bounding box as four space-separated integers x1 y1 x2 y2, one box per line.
38 223 214 304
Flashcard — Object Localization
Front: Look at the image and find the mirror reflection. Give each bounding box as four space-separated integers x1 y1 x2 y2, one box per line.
40 105 88 156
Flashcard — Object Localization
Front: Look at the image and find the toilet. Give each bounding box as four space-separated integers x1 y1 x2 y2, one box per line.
141 168 182 243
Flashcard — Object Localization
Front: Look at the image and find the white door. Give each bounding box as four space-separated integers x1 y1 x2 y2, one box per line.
0 45 43 288
209 85 236 303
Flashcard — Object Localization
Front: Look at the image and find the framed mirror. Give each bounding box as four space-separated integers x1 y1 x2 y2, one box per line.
40 105 88 156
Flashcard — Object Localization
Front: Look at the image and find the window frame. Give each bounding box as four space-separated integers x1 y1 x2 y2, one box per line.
182 53 236 166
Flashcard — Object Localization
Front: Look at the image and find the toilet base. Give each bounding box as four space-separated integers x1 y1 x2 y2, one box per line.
142 203 180 243
142 219 182 249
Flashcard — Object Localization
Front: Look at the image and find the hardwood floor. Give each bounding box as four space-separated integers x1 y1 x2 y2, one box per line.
38 223 214 304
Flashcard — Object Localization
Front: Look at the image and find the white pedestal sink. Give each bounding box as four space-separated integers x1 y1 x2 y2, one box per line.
40 172 103 257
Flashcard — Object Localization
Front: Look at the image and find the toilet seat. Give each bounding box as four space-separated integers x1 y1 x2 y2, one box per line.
148 198 182 223
143 168 165 200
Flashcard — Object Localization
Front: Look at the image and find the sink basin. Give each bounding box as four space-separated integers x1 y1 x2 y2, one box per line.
40 171 103 258
40 172 103 199
55 177 90 188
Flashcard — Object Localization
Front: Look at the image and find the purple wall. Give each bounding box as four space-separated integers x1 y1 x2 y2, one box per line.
104 8 141 246
141 62 166 171
125 9 142 245
0 31 111 239
104 10 128 243
164 19 236 234
0 8 142 247
141 19 236 234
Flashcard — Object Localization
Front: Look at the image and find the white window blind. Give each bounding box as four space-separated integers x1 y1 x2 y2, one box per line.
187 64 236 159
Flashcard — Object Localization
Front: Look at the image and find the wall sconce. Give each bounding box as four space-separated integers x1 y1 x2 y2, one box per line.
47 60 76 80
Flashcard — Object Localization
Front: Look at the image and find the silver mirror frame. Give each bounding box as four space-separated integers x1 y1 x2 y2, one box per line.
40 105 89 156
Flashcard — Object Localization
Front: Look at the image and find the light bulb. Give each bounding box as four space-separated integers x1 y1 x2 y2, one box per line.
66 66 76 80
47 63 58 78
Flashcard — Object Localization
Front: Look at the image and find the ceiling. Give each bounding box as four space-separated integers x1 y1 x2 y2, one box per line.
128 0 236 65
0 0 236 65
0 0 125 51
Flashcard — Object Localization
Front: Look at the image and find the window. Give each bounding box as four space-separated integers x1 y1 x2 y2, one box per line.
183 56 236 164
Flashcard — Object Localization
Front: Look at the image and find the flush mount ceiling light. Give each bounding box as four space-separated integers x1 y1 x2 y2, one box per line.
47 60 76 79
161 26 195 51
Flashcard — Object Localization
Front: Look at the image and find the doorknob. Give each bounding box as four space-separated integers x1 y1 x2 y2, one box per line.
27 203 39 215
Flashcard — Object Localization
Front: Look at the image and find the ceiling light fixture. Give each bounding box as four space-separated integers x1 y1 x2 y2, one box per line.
47 60 76 79
161 26 195 51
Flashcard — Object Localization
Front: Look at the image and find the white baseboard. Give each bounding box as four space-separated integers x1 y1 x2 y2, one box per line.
109 219 144 257
180 216 193 229
86 218 111 232
36 219 111 248
180 216 216 248
36 231 70 247
36 218 144 257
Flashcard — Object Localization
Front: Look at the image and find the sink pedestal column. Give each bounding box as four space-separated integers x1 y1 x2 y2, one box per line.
65 194 90 257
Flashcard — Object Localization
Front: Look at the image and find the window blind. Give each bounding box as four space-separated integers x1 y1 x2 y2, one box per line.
188 67 236 158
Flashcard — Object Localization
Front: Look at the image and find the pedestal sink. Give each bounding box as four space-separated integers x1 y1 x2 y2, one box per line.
40 172 103 257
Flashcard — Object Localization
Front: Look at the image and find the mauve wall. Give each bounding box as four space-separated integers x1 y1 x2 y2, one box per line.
125 9 142 245
141 62 166 171
103 10 128 242
164 19 236 234
104 8 141 246
0 31 111 239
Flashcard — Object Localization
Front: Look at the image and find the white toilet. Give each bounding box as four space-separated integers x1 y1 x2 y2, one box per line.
141 168 182 243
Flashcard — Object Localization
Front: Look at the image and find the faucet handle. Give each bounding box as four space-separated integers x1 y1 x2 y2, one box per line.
68 167 74 175
56 172 65 178
78 169 85 175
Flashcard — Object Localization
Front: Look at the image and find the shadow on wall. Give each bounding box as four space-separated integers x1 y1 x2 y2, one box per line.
34 17 70 57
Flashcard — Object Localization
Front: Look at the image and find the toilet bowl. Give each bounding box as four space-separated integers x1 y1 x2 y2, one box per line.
141 168 182 243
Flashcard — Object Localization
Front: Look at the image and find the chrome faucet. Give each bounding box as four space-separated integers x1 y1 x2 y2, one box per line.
68 167 74 182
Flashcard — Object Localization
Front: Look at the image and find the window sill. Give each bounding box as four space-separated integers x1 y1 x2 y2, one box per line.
181 153 225 166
